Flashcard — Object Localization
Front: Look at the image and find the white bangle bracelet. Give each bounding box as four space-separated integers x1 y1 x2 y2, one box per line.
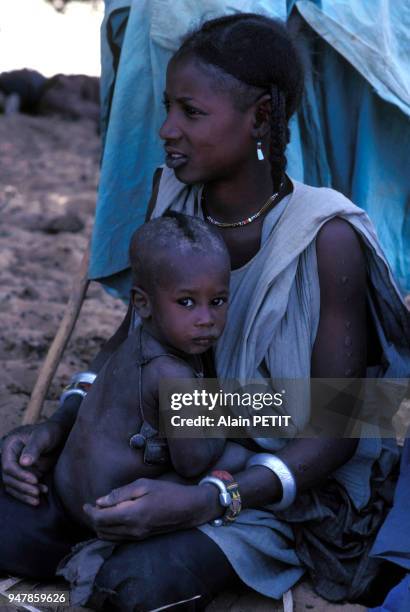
70 371 97 385
246 453 297 511
59 371 97 407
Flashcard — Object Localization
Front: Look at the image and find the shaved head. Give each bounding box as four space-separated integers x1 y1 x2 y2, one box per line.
129 212 230 292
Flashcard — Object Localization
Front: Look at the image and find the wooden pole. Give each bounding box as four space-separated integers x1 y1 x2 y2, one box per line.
22 246 90 425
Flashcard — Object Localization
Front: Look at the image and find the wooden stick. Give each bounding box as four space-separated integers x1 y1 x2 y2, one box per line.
22 246 90 425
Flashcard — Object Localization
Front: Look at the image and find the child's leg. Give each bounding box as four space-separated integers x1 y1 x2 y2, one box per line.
0 470 92 579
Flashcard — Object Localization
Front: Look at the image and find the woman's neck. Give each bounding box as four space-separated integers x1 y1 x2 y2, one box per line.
202 163 275 223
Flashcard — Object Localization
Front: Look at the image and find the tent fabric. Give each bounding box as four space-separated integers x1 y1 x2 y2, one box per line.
92 0 410 297
296 16 410 293
296 0 410 117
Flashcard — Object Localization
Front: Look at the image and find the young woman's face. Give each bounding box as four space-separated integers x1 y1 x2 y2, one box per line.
159 56 255 185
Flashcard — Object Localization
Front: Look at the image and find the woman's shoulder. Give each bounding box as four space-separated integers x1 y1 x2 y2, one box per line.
316 216 363 251
284 179 371 258
315 217 366 286
291 182 368 259
310 221 367 375
280 181 368 294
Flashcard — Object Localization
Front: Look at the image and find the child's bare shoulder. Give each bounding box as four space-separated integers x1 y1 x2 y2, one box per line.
142 355 197 408
144 354 197 381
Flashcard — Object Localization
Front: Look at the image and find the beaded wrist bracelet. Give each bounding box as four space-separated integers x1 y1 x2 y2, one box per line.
199 469 242 527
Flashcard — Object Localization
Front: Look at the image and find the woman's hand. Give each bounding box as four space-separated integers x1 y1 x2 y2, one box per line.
1 422 66 505
83 478 220 541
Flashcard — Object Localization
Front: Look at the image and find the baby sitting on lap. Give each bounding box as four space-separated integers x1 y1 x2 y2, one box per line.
54 212 244 528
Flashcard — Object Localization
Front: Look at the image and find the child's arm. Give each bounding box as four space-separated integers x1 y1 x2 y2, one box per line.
159 441 253 484
168 437 226 479
152 357 226 479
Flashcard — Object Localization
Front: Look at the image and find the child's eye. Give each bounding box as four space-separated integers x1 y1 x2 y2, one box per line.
178 297 194 308
211 297 228 307
184 105 202 117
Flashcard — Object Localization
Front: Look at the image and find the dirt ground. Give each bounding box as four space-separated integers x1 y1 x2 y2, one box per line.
0 113 125 437
0 112 408 611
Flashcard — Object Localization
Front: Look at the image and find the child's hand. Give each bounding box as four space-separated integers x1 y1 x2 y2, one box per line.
1 422 64 505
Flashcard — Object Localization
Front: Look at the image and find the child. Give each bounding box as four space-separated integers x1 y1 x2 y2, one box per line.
54 212 232 527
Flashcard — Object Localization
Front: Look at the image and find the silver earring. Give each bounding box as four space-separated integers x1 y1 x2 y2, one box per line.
257 141 264 161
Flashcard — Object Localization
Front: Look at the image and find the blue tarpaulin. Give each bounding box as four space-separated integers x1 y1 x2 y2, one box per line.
92 0 410 299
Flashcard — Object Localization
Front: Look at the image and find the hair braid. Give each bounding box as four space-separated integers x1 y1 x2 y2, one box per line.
269 85 289 193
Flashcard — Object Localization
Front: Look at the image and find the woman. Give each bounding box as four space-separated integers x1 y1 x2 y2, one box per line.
2 14 409 611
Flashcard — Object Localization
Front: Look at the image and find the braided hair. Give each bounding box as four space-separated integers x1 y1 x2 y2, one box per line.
172 14 304 192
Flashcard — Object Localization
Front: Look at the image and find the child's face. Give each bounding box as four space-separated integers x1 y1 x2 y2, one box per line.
159 56 255 185
147 253 230 355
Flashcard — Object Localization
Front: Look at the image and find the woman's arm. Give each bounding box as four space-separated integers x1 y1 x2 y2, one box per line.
233 217 367 507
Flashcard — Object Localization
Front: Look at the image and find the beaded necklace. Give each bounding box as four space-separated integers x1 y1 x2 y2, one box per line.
202 186 282 229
